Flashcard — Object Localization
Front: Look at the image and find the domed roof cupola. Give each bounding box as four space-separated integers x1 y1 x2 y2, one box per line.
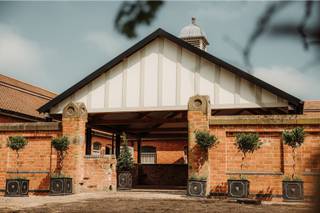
179 17 209 51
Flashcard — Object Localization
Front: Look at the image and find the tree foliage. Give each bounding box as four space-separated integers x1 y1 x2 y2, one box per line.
234 133 261 179
51 136 70 176
282 127 305 179
282 127 305 148
7 136 28 174
117 132 134 171
7 136 28 152
235 133 262 156
195 130 218 150
52 136 70 152
115 1 164 38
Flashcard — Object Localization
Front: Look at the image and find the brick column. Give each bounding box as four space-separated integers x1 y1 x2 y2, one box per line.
62 102 87 193
188 95 211 194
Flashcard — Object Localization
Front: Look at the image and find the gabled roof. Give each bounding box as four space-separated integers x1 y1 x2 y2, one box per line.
38 28 303 113
0 74 56 120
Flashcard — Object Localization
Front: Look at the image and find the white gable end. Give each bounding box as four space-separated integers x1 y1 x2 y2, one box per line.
50 38 287 114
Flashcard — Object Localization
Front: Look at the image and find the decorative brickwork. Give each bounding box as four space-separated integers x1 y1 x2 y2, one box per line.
83 156 116 192
0 123 61 195
62 102 88 193
208 116 320 200
188 95 211 195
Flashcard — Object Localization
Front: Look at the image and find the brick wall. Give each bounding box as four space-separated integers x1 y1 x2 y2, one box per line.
82 156 116 192
133 140 187 164
89 137 187 165
208 117 320 199
0 123 60 194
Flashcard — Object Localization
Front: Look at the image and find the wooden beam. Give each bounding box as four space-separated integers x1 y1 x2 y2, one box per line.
137 137 141 164
91 117 187 125
130 127 188 132
115 133 121 158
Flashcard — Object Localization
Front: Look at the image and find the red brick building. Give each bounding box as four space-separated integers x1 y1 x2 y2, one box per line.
0 19 319 200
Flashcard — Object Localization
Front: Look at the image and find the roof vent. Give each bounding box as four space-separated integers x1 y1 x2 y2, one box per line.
179 17 209 51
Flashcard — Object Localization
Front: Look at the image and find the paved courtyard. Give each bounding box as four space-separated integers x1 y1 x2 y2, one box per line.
0 190 316 213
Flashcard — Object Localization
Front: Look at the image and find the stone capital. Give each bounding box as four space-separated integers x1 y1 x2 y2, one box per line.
62 102 88 120
188 95 211 116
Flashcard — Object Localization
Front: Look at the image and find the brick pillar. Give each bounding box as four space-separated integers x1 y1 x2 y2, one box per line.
188 95 211 194
62 102 87 193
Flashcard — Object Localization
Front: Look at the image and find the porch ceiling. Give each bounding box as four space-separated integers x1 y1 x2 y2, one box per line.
88 110 188 140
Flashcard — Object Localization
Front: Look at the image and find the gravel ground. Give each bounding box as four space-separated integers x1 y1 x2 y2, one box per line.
0 190 316 213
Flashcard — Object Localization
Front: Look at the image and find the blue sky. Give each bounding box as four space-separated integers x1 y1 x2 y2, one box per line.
0 1 319 100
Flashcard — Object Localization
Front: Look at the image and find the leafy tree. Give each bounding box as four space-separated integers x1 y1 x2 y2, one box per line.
117 132 134 172
282 127 305 179
234 133 262 179
51 136 70 176
195 130 218 150
115 1 164 38
7 136 28 174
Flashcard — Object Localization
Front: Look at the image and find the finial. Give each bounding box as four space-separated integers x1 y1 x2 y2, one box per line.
192 17 196 24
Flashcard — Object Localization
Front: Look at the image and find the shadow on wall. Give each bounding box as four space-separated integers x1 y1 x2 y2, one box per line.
34 175 50 195
190 145 207 174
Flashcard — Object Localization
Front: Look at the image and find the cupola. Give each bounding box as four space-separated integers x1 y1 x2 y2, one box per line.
179 17 209 51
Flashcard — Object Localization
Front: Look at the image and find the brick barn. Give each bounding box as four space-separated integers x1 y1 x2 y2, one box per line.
0 19 319 200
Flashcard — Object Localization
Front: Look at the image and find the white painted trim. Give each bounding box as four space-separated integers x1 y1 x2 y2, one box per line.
140 48 145 107
122 59 128 107
212 102 288 109
194 56 201 94
234 76 240 104
87 82 92 110
176 46 182 105
157 38 164 106
104 72 109 108
214 64 220 105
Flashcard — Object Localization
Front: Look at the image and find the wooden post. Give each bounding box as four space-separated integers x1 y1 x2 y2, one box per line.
115 133 121 158
137 137 141 164
85 127 92 155
111 133 115 155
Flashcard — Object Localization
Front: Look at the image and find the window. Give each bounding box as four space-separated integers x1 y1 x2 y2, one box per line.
141 146 156 164
92 142 101 156
105 146 111 155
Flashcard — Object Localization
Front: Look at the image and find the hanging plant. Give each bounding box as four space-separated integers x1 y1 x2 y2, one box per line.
194 130 218 150
282 127 305 180
7 136 28 174
117 132 134 172
234 133 262 179
51 136 70 177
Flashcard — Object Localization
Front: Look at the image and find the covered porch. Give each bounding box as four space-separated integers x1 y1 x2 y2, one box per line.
83 110 189 189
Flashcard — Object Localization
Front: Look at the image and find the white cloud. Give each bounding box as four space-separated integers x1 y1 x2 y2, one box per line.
84 31 130 57
253 66 319 100
0 24 44 78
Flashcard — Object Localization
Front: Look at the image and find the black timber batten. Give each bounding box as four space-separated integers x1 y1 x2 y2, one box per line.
38 28 303 113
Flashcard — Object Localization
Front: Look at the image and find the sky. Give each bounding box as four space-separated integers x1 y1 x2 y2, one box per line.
0 1 319 100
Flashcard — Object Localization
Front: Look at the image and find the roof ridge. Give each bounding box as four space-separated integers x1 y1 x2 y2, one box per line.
0 74 56 98
38 28 303 113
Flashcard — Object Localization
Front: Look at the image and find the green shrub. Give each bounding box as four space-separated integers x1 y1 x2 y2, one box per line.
7 136 28 174
117 132 134 172
282 127 305 179
282 127 305 148
52 136 70 152
51 136 70 176
195 130 218 150
234 133 262 179
235 133 261 155
7 136 28 151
